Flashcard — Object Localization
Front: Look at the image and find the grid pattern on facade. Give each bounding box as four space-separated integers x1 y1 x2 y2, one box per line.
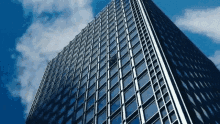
143 0 220 124
26 0 220 124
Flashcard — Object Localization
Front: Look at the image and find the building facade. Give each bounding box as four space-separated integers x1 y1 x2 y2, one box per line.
26 0 220 124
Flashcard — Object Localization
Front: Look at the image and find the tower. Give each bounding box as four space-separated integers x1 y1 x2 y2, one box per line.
26 0 220 124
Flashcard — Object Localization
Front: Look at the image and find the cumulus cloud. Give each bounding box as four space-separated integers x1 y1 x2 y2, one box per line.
8 0 94 119
209 50 220 69
175 7 220 43
175 7 220 70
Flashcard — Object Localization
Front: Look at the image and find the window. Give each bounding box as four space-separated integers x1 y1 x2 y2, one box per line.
98 97 106 112
99 66 106 77
98 110 106 124
130 35 139 47
87 95 95 109
122 63 131 76
120 46 128 57
88 85 95 97
194 109 203 123
132 43 141 55
77 95 84 107
111 98 120 114
141 86 153 103
111 113 121 124
126 100 137 117
121 53 130 66
89 76 96 87
124 85 135 102
111 74 118 88
69 96 76 105
136 61 147 76
138 72 150 88
76 107 84 119
99 75 106 88
128 116 140 124
110 65 118 76
144 101 158 121
119 38 127 49
99 85 106 99
187 94 195 105
167 102 173 112
128 22 136 32
111 85 120 99
123 73 133 88
134 51 144 65
79 85 86 96
86 108 94 123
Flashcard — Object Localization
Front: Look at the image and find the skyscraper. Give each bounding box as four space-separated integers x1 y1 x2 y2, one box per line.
26 0 220 124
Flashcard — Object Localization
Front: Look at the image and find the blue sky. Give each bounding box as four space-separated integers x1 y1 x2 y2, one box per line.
0 0 219 123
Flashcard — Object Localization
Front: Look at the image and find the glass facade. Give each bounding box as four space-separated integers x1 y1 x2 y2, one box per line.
26 0 220 124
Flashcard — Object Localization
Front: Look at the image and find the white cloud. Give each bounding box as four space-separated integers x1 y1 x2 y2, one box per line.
8 0 94 119
209 50 220 69
175 7 220 43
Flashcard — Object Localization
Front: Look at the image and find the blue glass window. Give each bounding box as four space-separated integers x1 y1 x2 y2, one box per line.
111 113 121 123
123 73 133 88
110 74 118 88
98 97 106 112
129 116 140 124
144 101 158 121
136 61 146 76
124 85 135 102
138 72 150 88
121 53 130 66
99 85 106 99
122 63 131 76
126 100 137 117
111 98 120 114
110 65 118 76
87 95 95 109
86 108 94 123
99 75 106 88
77 95 84 107
76 107 84 119
111 85 120 99
88 85 95 97
98 110 106 124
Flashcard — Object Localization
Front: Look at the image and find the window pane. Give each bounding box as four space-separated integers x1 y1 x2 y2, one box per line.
88 85 95 97
134 52 144 65
111 74 118 88
77 95 84 107
99 85 106 99
98 97 106 112
111 85 120 99
126 100 137 117
132 43 141 55
123 73 133 88
110 65 118 76
128 116 140 124
121 53 130 66
98 111 106 124
86 109 94 123
111 113 121 124
120 46 128 56
99 75 106 87
130 35 139 47
89 76 96 87
111 98 120 114
124 85 135 102
138 73 150 88
87 95 95 109
144 101 158 121
136 61 147 76
122 63 131 76
76 107 84 119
